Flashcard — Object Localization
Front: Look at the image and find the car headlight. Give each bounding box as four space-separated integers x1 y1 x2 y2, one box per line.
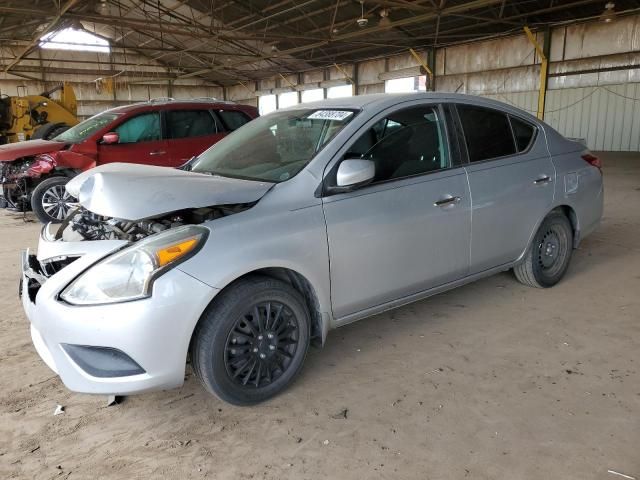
60 226 208 305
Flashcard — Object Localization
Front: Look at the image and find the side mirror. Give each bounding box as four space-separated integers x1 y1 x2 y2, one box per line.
336 158 375 188
101 132 119 145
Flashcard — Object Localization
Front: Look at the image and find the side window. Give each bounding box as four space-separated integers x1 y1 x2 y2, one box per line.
114 112 161 144
509 115 536 152
345 105 450 183
217 110 251 131
166 110 217 139
457 105 516 162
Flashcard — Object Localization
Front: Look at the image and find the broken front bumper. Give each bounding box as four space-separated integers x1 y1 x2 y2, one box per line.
20 235 218 395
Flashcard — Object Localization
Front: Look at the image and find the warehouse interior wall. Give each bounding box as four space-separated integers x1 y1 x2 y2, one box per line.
1 14 639 150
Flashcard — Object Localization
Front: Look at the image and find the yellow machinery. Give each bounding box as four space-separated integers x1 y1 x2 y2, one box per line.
0 82 79 144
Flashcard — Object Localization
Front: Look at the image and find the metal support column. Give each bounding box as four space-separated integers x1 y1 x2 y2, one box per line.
524 26 550 120
409 48 434 91
427 48 436 91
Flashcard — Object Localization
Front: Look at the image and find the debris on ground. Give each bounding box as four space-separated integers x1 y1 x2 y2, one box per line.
322 440 330 446
330 408 348 419
607 470 636 480
53 405 64 416
106 395 122 406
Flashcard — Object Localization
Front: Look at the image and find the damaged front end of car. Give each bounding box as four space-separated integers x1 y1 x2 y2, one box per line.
1 149 93 213
24 200 259 310
1 158 36 209
23 162 274 306
54 202 254 242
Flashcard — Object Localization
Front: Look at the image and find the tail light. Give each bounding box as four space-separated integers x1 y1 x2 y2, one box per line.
581 150 602 172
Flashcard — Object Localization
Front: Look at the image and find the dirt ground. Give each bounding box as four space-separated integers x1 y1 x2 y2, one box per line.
1 152 638 480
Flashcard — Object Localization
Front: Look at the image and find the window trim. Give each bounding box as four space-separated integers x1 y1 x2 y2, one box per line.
321 103 458 196
507 113 538 154
443 103 467 167
453 103 539 165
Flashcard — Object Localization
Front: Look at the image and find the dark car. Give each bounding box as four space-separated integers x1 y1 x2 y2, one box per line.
0 98 258 222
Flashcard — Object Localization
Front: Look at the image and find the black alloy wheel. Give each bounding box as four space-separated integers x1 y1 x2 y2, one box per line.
224 301 300 388
190 276 310 405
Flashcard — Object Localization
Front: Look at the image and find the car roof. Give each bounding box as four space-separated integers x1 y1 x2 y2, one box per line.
105 99 256 115
283 92 537 121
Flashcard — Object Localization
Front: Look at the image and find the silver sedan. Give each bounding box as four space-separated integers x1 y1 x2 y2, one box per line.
20 93 603 405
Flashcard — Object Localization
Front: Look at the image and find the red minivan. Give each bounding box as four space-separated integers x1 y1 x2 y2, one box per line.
0 99 258 223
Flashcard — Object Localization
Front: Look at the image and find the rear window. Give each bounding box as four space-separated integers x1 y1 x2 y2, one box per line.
457 105 516 162
217 110 251 131
510 116 536 152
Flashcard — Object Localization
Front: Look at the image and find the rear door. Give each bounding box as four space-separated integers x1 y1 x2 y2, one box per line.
454 103 555 273
164 109 224 166
97 111 171 166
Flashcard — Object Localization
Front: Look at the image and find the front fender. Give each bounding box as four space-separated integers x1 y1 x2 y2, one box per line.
176 204 333 328
54 150 96 171
27 151 96 178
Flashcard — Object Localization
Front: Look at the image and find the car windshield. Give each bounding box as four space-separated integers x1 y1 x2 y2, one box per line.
191 108 357 183
53 112 120 143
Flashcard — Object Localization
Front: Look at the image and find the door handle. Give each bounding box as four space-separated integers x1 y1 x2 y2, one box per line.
434 195 461 207
533 175 551 185
149 150 166 156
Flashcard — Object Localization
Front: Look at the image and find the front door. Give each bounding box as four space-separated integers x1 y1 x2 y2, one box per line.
454 103 555 272
322 104 471 320
97 111 171 167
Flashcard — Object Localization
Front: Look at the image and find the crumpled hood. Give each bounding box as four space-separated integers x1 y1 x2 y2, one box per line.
0 140 67 162
66 163 274 221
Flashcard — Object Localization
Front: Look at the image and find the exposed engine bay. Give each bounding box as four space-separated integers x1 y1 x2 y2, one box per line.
55 204 253 242
1 158 32 208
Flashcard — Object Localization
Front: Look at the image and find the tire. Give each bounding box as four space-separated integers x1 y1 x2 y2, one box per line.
32 123 70 140
514 211 573 288
190 276 310 406
30 176 78 224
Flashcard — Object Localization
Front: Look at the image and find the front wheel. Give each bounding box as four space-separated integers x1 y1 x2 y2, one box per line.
514 211 573 288
190 276 310 406
30 176 78 223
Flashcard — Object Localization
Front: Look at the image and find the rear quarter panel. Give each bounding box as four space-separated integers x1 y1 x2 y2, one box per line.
544 127 603 245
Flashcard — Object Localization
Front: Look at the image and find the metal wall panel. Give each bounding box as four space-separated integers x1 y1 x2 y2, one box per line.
481 90 538 116
544 84 640 151
481 84 640 151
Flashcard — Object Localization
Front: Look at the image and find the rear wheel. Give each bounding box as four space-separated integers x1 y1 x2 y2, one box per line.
514 211 573 288
190 276 310 406
30 176 78 223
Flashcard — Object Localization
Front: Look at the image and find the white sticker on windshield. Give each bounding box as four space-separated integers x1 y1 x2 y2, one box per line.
308 110 353 121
